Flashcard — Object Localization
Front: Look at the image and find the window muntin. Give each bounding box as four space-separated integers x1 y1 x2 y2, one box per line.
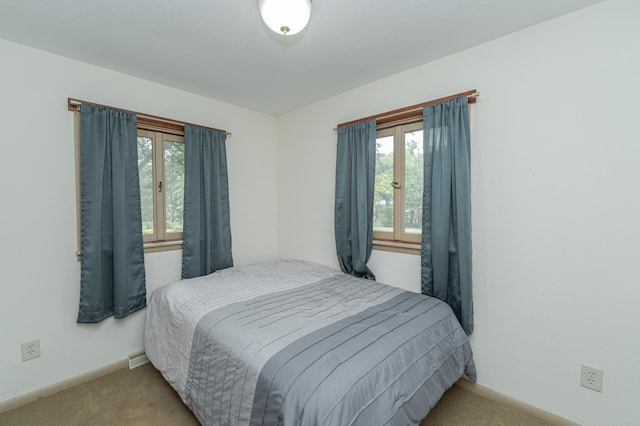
373 120 423 248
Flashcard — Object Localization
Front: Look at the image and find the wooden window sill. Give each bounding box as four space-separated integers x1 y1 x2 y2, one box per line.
143 240 183 253
373 240 420 255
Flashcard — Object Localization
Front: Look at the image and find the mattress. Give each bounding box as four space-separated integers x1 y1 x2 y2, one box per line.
144 259 476 425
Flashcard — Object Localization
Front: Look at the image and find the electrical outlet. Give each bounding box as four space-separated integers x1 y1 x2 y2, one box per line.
21 339 41 361
581 364 603 392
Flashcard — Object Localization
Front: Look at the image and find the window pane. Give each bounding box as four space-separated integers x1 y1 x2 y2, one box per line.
137 136 154 235
404 130 423 234
164 140 184 234
374 135 394 233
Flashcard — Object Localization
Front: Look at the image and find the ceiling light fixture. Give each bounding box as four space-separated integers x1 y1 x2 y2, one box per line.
258 0 312 36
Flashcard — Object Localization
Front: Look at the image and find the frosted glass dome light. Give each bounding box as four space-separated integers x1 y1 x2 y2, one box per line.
259 0 312 36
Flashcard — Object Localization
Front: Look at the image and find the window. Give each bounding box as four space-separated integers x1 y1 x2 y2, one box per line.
373 120 423 253
71 99 232 259
137 128 185 248
74 116 185 258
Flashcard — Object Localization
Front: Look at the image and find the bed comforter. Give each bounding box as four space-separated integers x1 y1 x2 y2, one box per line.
145 260 476 425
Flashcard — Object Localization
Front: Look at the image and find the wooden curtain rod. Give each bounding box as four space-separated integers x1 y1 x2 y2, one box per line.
336 89 478 129
67 98 231 136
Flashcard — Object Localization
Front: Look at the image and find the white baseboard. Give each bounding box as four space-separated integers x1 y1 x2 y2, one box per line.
0 359 128 414
455 377 578 425
1 360 576 424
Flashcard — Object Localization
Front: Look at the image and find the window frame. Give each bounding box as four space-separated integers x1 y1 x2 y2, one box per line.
137 127 185 246
372 119 424 255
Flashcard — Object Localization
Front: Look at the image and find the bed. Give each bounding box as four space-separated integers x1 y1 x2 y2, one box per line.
144 259 476 425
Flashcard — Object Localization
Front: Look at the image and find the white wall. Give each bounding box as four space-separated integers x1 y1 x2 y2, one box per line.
2 1 638 423
277 1 640 424
0 39 279 403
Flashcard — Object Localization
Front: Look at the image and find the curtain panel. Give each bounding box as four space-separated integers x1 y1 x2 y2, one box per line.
77 104 147 323
181 125 233 279
421 97 474 334
335 120 376 280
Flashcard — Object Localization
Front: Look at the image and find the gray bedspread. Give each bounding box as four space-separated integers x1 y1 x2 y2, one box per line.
182 269 475 426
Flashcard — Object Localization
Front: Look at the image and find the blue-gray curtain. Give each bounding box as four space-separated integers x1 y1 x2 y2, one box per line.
421 97 474 334
335 120 376 280
181 125 233 279
78 104 147 323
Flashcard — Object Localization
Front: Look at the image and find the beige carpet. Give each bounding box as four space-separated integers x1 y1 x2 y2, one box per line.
0 363 554 425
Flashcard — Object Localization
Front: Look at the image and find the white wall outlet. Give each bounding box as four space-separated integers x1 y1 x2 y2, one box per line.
581 364 603 392
21 339 41 361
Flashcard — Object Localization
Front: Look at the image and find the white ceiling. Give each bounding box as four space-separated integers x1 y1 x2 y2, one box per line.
0 0 603 116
